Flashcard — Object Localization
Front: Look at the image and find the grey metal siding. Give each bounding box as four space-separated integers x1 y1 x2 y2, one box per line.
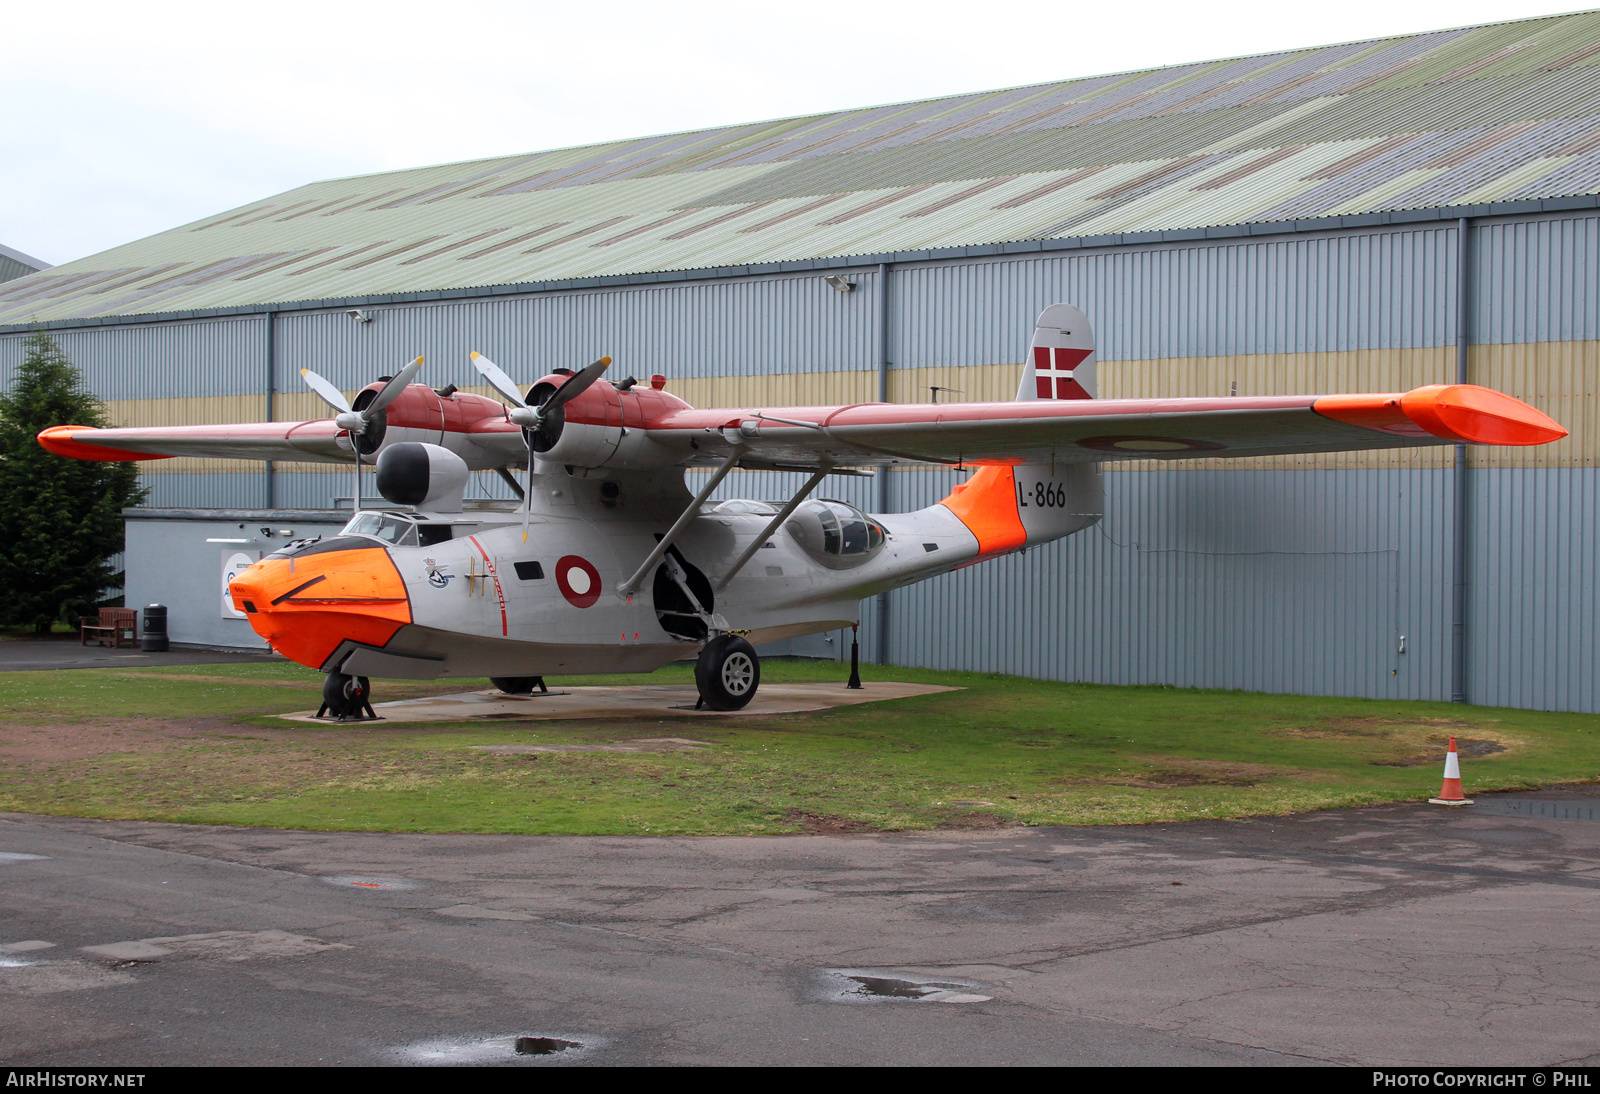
1467 467 1600 712
0 316 266 401
885 468 1457 701
269 270 882 395
1473 213 1600 344
142 472 270 509
892 223 1458 367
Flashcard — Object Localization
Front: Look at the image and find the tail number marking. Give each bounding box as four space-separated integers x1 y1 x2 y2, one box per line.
1017 479 1070 509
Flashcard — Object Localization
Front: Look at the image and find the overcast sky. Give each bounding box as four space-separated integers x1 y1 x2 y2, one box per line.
1 0 1579 266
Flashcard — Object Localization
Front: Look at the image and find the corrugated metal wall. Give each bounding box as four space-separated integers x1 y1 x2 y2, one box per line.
5 213 1596 711
886 467 1453 700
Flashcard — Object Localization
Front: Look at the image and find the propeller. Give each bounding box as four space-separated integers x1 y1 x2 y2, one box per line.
301 357 423 514
470 351 610 541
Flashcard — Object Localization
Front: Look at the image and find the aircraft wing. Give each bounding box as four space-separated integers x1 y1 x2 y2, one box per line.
38 420 350 463
647 385 1566 466
36 383 1564 471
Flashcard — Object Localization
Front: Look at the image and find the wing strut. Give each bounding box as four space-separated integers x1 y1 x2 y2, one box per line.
616 448 743 599
713 463 833 592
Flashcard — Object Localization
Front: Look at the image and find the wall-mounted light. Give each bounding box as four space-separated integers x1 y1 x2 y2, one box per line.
824 275 855 293
347 309 374 324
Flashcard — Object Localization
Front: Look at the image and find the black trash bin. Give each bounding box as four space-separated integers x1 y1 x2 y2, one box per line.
141 604 168 652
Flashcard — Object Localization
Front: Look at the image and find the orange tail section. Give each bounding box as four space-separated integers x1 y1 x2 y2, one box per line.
939 466 1027 560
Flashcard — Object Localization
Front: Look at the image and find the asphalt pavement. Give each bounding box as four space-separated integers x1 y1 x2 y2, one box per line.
0 640 274 672
3 791 1598 1066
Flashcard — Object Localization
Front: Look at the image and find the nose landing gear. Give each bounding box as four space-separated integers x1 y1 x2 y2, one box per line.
318 671 377 721
694 634 760 711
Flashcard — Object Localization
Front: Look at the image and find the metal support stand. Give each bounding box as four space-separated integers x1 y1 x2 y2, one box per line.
618 448 742 599
847 624 862 689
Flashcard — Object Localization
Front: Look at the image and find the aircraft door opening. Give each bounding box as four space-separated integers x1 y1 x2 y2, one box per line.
652 545 714 641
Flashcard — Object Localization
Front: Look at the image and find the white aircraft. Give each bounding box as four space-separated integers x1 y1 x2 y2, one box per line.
40 305 1566 716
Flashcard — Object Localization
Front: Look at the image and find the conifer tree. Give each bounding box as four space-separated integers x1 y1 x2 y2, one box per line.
0 333 147 633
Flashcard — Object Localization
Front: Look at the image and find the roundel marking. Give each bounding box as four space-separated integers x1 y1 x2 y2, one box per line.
555 555 602 608
1077 435 1226 453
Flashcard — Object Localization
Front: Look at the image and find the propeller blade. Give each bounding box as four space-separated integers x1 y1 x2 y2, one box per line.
541 356 611 415
469 351 528 408
300 368 352 414
522 431 534 544
363 356 422 420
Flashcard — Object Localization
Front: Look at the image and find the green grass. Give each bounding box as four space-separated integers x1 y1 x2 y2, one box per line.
0 658 1595 835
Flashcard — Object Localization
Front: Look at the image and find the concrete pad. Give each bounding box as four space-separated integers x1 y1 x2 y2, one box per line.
0 639 275 673
81 941 173 962
1 941 55 953
275 681 958 723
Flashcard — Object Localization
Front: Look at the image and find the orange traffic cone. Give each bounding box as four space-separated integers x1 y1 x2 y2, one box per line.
1429 736 1474 806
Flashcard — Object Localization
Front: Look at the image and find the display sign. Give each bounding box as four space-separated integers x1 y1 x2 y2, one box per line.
221 550 260 619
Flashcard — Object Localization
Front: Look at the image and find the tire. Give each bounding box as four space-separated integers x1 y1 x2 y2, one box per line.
322 672 371 718
491 676 541 695
694 635 760 711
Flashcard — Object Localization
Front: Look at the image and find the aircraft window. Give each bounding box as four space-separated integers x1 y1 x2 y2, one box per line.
713 499 779 516
802 501 885 556
418 524 453 547
341 512 419 547
514 561 544 581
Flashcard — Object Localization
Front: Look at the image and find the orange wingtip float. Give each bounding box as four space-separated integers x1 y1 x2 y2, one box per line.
1313 384 1567 446
35 425 172 462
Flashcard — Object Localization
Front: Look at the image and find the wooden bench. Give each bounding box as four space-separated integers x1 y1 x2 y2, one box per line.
80 608 138 648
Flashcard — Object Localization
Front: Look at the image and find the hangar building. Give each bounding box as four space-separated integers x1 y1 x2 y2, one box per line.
3 11 1598 710
0 244 50 284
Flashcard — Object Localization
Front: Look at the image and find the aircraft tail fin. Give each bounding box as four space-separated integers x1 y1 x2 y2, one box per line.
933 303 1104 561
1016 303 1096 401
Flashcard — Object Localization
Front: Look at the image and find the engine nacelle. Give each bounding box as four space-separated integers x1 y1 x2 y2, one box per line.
524 375 687 471
375 442 469 512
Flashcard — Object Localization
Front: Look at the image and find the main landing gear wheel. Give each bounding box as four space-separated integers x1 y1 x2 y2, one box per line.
319 671 374 720
694 635 760 711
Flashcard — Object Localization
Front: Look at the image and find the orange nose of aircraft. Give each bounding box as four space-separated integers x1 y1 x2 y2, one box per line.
228 543 411 671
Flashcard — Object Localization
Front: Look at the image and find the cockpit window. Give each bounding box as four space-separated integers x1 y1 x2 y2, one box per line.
713 499 780 516
804 501 885 556
341 511 419 547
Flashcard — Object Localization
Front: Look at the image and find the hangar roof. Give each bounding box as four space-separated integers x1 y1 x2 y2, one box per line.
0 243 50 285
7 9 1600 325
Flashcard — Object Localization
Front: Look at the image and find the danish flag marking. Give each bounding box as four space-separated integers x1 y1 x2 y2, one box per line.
1033 345 1093 400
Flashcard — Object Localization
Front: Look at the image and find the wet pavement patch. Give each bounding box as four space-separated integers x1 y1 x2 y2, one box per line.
1466 797 1600 822
516 1036 583 1056
819 968 992 1004
319 874 424 891
395 1033 598 1064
